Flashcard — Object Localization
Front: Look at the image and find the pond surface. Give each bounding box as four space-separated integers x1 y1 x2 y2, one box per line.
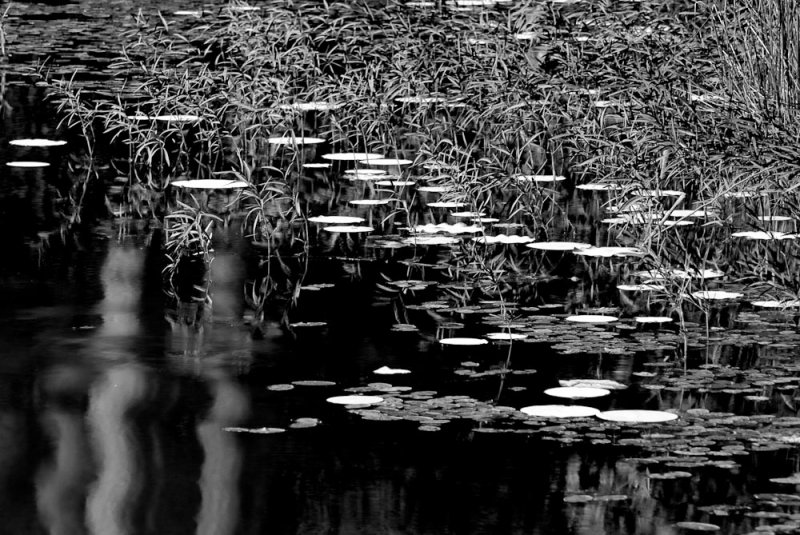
3 0 800 534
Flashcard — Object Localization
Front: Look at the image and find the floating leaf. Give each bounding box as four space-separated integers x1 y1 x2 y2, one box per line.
292 380 337 387
690 291 743 300
440 337 489 346
171 179 248 189
485 332 528 341
327 395 384 405
358 158 413 166
267 384 295 391
9 139 66 147
374 366 411 375
6 161 50 168
268 136 326 145
565 315 618 323
674 522 721 531
544 387 610 399
308 215 365 224
323 225 374 233
559 379 627 390
322 152 384 161
223 427 286 434
635 316 673 323
526 241 593 251
597 410 678 423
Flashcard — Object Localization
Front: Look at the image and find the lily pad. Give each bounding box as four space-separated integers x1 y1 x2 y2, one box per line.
292 380 337 387
308 215 364 224
373 366 411 375
323 225 374 233
565 315 618 323
526 242 593 251
268 136 326 145
544 387 611 399
6 161 50 168
322 152 385 161
171 179 248 189
440 337 489 346
690 291 743 300
327 395 384 405
358 158 413 166
223 427 286 434
10 139 66 147
674 522 721 531
597 410 679 423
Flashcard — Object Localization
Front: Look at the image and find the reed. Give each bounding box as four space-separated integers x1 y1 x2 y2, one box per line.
715 0 800 130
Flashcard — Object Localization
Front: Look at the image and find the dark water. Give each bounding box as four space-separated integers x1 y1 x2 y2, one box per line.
3 1 800 534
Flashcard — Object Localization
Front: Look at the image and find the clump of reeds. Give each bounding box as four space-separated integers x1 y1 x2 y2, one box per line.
715 0 800 129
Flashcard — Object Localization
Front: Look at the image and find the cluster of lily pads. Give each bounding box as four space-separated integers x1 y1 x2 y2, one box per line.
16 0 800 530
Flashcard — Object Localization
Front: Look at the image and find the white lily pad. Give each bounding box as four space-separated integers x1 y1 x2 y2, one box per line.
358 158 413 166
751 300 800 308
559 379 627 390
526 241 593 251
576 183 621 191
10 139 67 147
349 199 391 205
732 230 796 240
439 337 489 346
327 395 384 405
373 366 411 375
617 284 665 291
575 246 642 257
634 316 673 323
418 186 452 193
473 234 534 244
6 161 50 168
375 180 415 186
565 315 618 323
308 215 365 224
428 201 467 208
690 290 743 300
223 427 286 434
450 211 485 218
674 522 720 531
596 410 678 423
544 387 611 399
757 215 793 221
268 136 326 145
485 332 528 340
322 152 385 161
323 225 373 233
155 114 201 122
171 179 248 189
280 102 340 112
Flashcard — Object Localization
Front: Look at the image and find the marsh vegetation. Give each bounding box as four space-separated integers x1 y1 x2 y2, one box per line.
4 0 800 532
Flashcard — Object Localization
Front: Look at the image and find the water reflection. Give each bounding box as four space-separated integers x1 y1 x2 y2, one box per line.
36 368 94 535
196 370 249 535
86 363 151 535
